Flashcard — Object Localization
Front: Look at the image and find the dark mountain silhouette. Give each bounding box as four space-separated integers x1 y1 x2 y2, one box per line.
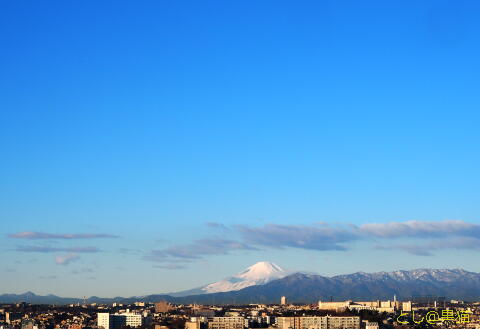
2 268 479 304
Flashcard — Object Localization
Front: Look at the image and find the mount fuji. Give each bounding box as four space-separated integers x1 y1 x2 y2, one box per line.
170 261 289 297
3 266 480 304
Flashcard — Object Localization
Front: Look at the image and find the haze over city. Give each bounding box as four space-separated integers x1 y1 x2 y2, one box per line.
1 0 480 299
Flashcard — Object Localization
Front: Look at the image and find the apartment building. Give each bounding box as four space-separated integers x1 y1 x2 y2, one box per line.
277 316 360 329
97 312 145 329
207 317 245 329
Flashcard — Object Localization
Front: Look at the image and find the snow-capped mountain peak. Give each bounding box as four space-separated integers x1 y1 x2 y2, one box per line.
166 261 288 296
202 261 287 293
235 261 286 281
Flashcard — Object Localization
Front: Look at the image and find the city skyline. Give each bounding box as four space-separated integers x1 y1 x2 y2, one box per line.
2 0 480 297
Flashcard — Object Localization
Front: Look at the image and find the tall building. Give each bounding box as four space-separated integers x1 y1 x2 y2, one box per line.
5 313 10 324
281 296 287 305
277 316 360 329
98 313 111 329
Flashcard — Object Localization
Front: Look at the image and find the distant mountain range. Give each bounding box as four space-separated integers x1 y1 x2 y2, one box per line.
170 261 289 296
2 263 480 304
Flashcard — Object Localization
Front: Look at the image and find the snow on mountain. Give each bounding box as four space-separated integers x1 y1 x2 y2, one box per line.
202 261 288 293
338 268 472 282
171 261 289 296
169 266 479 299
3 268 479 304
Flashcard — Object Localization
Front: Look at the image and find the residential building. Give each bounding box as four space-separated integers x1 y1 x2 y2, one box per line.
98 313 111 329
277 316 360 329
402 301 412 312
97 312 145 329
365 322 379 329
207 317 245 329
185 321 201 329
317 301 351 311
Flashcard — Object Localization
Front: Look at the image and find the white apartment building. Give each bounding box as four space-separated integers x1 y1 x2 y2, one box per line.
122 313 142 327
97 312 145 329
277 316 360 329
98 313 110 329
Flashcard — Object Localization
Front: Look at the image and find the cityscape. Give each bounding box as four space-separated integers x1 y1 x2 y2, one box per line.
1 2 480 329
1 262 480 329
1 293 479 329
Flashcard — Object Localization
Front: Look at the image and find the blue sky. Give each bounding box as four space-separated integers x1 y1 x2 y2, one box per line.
1 0 480 298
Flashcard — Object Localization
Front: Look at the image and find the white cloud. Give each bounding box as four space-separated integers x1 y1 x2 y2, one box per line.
55 253 80 265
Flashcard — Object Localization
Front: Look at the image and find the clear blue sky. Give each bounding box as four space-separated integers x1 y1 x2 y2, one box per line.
1 0 480 298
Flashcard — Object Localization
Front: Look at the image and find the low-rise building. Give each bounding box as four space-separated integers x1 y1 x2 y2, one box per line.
277 316 360 329
207 317 245 329
97 311 147 329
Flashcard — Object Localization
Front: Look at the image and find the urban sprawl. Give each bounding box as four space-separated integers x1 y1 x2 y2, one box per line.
1 297 479 329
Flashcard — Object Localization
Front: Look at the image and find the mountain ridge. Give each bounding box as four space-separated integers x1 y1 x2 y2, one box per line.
2 267 480 304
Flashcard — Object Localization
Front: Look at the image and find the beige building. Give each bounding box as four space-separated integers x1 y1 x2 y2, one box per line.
318 300 401 313
185 321 201 329
207 317 245 329
98 313 110 329
317 301 351 311
365 322 379 329
402 301 412 312
277 316 360 329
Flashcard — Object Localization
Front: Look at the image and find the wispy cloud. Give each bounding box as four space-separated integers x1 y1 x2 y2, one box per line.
154 264 188 270
38 275 58 279
71 267 95 274
55 253 80 265
146 238 257 263
141 220 480 268
377 236 480 256
15 246 100 253
8 231 118 240
357 220 480 238
236 223 357 251
205 222 230 231
234 220 480 255
118 248 142 255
